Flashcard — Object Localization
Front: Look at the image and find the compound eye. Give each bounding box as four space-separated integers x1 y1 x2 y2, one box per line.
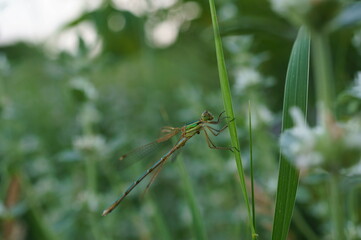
201 110 214 121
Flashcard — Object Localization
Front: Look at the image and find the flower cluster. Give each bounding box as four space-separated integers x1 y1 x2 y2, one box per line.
280 107 361 174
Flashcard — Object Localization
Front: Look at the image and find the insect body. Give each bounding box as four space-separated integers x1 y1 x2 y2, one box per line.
102 110 231 216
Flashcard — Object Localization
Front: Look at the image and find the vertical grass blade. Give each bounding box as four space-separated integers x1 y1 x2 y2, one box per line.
271 27 310 240
208 0 255 237
248 102 257 235
177 157 207 240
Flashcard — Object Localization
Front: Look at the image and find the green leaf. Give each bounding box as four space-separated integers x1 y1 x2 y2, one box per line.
208 0 256 238
271 27 310 240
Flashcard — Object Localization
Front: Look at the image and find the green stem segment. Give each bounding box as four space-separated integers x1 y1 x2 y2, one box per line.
249 102 256 232
208 0 256 238
177 158 207 240
312 30 345 240
311 32 335 124
329 173 346 239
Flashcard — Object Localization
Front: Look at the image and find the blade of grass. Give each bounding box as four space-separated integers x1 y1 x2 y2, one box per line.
271 27 310 240
177 157 207 240
208 0 255 238
248 101 257 236
147 193 173 240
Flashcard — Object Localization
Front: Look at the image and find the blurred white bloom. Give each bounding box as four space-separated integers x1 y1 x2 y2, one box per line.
78 103 101 126
280 107 361 172
265 177 278 194
270 0 310 15
146 1 200 48
225 157 237 174
348 71 361 99
69 77 98 101
219 3 238 21
0 54 11 76
149 19 179 48
250 104 274 127
0 97 16 120
343 118 361 148
347 161 361 175
179 204 192 224
225 35 253 54
234 68 261 92
78 191 99 211
19 135 41 154
352 29 361 52
347 221 361 239
280 107 324 169
73 135 105 153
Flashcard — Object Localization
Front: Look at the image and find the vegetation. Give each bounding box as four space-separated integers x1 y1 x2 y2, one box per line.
1 0 360 239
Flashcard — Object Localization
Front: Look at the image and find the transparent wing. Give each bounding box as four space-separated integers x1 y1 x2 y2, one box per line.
117 128 180 169
141 142 184 197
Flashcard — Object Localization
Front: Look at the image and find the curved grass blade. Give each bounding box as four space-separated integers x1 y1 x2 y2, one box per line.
208 0 256 238
271 26 310 240
248 101 257 235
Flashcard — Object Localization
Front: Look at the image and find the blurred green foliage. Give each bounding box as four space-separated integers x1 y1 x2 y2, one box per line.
1 0 360 239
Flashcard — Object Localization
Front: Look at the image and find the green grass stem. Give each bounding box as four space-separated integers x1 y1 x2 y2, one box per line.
311 32 335 123
329 173 346 239
248 102 257 236
177 157 207 240
208 0 255 238
312 29 346 240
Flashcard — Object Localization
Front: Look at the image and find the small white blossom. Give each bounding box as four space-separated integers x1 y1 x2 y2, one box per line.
347 221 361 239
19 135 41 154
280 107 324 169
270 0 310 15
348 71 361 99
250 104 274 127
73 135 105 153
280 108 324 169
347 161 361 175
0 54 11 76
234 68 261 92
280 107 361 172
78 103 101 126
69 77 98 101
78 191 99 211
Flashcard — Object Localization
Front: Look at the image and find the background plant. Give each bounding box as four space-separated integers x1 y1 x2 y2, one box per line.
1 0 360 239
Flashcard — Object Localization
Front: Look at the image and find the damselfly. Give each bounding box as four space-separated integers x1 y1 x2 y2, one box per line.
102 110 232 216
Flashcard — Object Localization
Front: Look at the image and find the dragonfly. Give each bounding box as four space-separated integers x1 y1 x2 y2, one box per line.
102 110 233 216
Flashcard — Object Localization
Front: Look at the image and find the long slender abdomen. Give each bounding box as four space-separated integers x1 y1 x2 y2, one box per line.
102 137 189 216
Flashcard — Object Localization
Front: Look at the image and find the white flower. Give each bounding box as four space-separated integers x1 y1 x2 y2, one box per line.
78 191 99 211
269 0 312 25
348 71 361 99
280 107 361 172
270 0 310 14
280 107 324 169
73 135 105 153
0 54 11 76
78 103 101 126
234 68 261 92
69 77 98 101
